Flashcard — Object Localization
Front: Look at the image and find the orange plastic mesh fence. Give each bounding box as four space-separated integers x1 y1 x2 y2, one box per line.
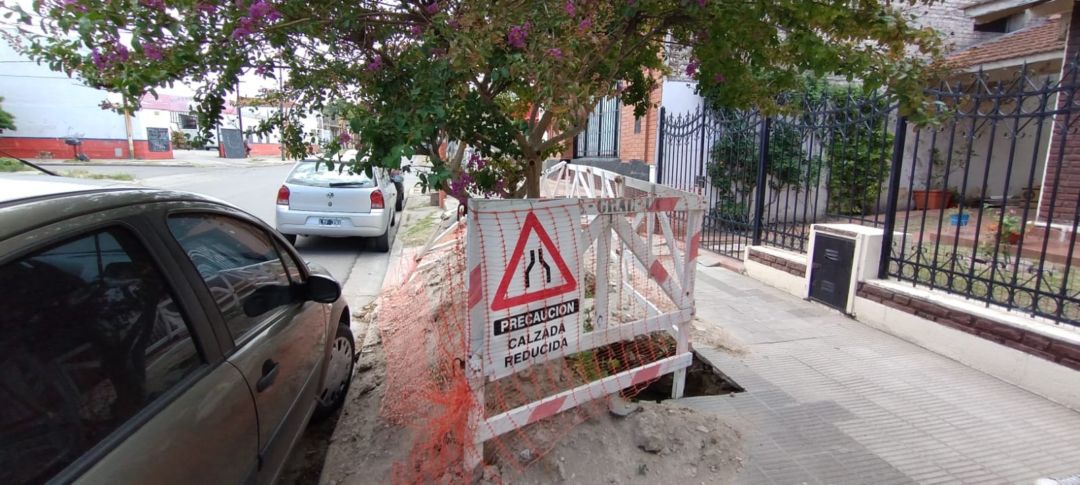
377 198 692 484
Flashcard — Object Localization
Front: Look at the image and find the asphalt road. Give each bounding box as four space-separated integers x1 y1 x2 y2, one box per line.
64 163 395 285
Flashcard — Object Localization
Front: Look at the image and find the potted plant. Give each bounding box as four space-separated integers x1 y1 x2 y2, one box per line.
912 148 954 210
987 210 1022 245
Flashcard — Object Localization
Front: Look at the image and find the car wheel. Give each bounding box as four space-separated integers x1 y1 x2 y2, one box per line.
394 181 405 211
283 233 297 245
372 226 391 253
313 321 355 421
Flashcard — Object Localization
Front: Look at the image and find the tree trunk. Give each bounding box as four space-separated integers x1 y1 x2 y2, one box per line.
523 154 543 198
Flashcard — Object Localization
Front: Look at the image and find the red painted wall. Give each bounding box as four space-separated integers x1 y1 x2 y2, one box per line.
247 143 282 156
0 137 173 160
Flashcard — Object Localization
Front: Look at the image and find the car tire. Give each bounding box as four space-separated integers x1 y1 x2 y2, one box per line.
372 226 391 253
312 321 355 422
394 181 405 211
283 234 298 245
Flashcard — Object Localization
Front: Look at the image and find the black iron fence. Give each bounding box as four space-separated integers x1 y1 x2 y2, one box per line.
657 89 898 258
657 61 1080 327
575 97 619 158
888 62 1080 326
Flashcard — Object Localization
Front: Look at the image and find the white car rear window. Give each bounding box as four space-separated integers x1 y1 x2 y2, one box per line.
287 161 375 188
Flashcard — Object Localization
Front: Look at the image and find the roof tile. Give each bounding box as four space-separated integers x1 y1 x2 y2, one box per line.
946 17 1065 68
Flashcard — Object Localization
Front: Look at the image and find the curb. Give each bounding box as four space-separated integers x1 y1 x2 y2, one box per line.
338 189 432 318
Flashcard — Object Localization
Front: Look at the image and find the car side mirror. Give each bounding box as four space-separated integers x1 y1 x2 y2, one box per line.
305 274 341 303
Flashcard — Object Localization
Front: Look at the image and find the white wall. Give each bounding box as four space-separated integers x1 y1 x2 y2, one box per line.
854 281 1080 411
898 74 1057 203
0 42 127 140
660 80 703 117
131 109 171 141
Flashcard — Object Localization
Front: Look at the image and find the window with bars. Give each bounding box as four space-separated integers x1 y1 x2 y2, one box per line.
574 97 619 158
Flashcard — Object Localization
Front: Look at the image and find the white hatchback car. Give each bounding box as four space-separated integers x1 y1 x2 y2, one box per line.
275 156 400 252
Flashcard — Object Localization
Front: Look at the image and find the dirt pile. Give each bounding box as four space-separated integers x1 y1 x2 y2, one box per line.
490 401 743 485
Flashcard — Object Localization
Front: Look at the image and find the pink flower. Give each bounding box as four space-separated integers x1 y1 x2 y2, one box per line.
91 49 106 69
140 0 165 9
255 64 272 76
91 43 131 70
564 1 575 16
685 59 699 77
578 17 592 32
143 43 164 61
697 0 706 6
424 2 439 15
196 2 217 13
232 17 255 39
366 54 383 72
546 48 563 60
113 44 130 62
507 24 529 49
250 0 281 21
338 132 352 144
410 25 423 36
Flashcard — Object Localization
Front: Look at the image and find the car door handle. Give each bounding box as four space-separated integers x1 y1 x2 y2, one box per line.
256 359 279 393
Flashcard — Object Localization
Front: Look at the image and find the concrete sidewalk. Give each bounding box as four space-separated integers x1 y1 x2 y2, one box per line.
681 265 1080 484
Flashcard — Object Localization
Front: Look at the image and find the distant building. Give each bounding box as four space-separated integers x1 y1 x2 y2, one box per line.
0 40 328 160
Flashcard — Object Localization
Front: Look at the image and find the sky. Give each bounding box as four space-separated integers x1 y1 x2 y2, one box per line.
0 20 281 102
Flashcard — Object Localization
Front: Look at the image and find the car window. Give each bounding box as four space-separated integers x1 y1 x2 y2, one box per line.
274 239 304 284
167 214 295 341
0 227 203 485
286 160 375 188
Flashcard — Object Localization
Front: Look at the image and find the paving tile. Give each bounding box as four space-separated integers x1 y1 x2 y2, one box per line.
681 266 1080 484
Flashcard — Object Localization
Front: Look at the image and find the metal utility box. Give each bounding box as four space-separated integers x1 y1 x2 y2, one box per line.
806 224 884 314
809 234 856 311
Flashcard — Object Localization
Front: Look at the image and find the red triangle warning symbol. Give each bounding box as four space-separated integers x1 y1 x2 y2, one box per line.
490 212 577 311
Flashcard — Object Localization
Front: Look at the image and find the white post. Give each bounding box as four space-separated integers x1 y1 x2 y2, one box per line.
594 216 611 330
464 204 486 472
671 207 702 399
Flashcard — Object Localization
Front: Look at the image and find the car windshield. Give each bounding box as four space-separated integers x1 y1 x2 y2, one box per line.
287 160 375 188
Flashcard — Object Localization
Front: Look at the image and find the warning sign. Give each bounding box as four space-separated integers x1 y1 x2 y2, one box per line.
473 199 583 379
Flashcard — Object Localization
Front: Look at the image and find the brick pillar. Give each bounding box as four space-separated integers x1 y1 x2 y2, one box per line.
645 78 663 165
1040 7 1080 226
618 103 643 162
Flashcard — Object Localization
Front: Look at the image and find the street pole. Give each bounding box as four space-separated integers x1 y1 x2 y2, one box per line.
280 67 286 161
236 82 245 157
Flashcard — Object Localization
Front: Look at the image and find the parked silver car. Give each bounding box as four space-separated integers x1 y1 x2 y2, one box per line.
0 175 356 484
275 154 401 252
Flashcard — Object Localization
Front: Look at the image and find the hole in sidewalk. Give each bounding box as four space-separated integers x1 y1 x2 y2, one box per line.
632 350 744 402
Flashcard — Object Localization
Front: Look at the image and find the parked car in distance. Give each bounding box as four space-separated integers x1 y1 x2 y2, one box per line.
275 152 399 252
0 174 356 485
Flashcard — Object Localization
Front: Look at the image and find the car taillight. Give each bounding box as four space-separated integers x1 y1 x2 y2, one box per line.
277 185 290 206
370 189 385 209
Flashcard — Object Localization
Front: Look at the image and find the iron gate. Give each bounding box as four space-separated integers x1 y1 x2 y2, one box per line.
657 90 898 259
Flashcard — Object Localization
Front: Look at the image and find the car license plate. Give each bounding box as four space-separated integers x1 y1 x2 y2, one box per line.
319 218 342 227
